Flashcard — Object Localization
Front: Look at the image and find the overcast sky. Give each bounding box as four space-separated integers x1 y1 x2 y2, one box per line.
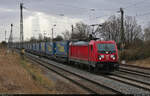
0 0 150 42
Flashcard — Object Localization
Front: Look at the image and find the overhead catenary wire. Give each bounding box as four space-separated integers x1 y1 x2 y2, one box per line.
136 11 150 17
13 0 150 40
54 0 148 18
21 0 150 24
23 0 121 20
123 0 147 9
14 0 150 20
55 3 119 12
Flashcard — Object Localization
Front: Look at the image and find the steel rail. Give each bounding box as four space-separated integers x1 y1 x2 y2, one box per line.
25 53 122 94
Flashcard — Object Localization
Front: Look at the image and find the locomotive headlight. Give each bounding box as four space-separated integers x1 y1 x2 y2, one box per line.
111 55 116 60
101 55 104 58
110 55 115 58
98 56 101 60
99 57 102 60
98 55 104 60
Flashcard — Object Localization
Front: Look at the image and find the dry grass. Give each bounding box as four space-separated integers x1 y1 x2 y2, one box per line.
21 59 56 93
127 57 150 68
119 41 150 61
0 48 55 94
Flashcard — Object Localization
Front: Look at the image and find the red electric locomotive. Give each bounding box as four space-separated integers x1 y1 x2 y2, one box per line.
69 40 119 72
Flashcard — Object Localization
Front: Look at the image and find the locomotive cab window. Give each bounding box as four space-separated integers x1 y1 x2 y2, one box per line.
97 43 116 53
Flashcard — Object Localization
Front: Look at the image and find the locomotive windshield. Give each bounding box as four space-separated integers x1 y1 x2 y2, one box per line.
97 43 116 53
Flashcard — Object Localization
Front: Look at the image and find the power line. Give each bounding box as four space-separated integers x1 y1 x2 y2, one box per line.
20 0 149 20
56 3 118 12
96 12 118 19
23 0 121 22
136 11 150 17
26 1 119 17
124 0 147 9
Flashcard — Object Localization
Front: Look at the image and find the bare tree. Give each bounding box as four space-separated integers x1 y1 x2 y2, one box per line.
97 16 121 42
62 30 70 40
124 16 143 44
53 35 63 41
97 15 143 46
70 22 91 40
38 33 43 42
30 36 37 42
144 23 150 41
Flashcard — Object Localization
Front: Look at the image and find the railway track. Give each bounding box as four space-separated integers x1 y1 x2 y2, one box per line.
119 64 150 81
106 73 150 92
25 52 121 94
120 64 150 70
118 68 150 79
120 64 150 76
15 49 150 94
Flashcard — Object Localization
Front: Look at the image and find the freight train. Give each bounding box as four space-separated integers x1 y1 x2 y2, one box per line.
13 40 119 73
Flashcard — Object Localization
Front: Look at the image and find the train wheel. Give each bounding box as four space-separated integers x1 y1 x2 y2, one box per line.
74 62 78 67
88 65 92 72
82 64 86 70
79 64 83 69
90 66 95 73
69 61 73 65
78 63 81 68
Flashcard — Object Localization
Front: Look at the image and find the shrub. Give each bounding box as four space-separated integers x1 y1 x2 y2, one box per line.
119 41 150 61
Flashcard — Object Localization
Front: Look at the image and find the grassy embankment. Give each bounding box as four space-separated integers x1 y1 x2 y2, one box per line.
0 46 56 93
119 41 150 67
20 55 56 93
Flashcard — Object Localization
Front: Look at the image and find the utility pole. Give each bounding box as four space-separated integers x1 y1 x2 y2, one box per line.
20 3 24 48
71 25 74 37
91 24 95 34
51 28 53 42
8 24 13 48
5 30 6 42
119 8 125 63
51 24 56 42
44 31 46 41
120 8 125 45
89 8 95 25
